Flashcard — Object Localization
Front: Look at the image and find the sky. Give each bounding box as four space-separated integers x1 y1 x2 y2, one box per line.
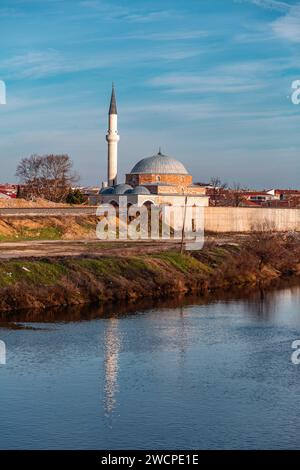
0 0 300 188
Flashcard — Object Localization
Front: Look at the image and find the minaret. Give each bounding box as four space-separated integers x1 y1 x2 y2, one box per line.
106 84 120 187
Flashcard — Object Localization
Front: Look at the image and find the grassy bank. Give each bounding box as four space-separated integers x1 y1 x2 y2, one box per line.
0 233 299 314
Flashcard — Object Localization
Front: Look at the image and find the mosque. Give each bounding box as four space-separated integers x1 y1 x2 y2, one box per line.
97 86 209 208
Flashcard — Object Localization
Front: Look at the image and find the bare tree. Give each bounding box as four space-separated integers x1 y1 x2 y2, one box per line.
16 154 79 202
228 182 247 207
208 177 228 206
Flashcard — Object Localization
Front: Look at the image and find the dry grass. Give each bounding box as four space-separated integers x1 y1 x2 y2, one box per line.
0 197 69 208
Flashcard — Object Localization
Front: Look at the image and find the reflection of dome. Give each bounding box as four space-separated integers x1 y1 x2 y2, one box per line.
111 184 133 195
130 151 188 175
126 186 151 195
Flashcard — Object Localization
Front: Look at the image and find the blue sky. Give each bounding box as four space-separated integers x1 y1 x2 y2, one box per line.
0 0 300 188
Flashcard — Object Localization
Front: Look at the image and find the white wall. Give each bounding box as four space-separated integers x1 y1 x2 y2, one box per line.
204 207 300 232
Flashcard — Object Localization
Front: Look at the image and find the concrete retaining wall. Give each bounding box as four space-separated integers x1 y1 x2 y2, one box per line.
204 207 300 232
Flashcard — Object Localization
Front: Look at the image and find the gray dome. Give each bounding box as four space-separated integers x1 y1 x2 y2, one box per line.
130 186 151 195
130 152 188 175
111 184 133 195
99 187 114 195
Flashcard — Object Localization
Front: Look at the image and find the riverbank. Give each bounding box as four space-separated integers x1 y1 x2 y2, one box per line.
0 232 299 315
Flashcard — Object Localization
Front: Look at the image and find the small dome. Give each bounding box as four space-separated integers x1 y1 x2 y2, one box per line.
111 184 133 195
130 186 151 195
99 187 114 195
130 151 188 175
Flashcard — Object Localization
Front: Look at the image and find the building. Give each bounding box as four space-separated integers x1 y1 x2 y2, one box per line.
242 191 274 204
0 184 17 199
267 189 300 201
90 86 209 208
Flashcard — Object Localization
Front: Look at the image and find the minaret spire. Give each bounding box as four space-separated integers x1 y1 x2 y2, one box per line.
109 82 117 115
106 83 120 186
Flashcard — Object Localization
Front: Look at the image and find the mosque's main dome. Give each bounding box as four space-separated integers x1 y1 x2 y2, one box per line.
130 151 189 175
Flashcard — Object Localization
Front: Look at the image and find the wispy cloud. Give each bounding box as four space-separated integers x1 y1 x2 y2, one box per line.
149 56 298 96
1 46 202 79
272 4 300 41
121 10 179 23
0 7 23 17
123 101 298 122
121 30 207 41
79 1 179 23
149 72 265 94
237 0 290 12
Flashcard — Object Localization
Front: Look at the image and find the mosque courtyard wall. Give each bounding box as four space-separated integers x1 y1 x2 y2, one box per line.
204 207 300 232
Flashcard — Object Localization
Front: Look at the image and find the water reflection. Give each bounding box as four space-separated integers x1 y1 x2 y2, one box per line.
0 282 300 449
243 284 300 320
103 317 121 418
1 279 300 326
178 306 187 369
243 289 280 319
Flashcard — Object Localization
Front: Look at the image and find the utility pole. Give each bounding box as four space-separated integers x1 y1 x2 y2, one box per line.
180 196 188 254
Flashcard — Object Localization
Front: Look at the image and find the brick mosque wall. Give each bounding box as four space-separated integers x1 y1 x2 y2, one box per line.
126 173 192 187
144 184 206 195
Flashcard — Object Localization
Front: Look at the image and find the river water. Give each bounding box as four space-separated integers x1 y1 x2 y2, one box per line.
0 285 300 450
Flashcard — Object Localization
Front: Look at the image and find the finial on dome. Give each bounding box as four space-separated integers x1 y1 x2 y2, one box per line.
158 147 162 155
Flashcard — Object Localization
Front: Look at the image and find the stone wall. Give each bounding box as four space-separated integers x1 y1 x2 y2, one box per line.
204 207 300 232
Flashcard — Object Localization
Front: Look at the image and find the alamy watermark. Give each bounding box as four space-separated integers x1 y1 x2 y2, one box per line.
291 340 300 365
96 197 204 251
0 80 6 105
0 340 6 365
291 80 300 105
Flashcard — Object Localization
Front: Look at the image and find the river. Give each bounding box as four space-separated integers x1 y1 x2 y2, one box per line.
0 285 300 450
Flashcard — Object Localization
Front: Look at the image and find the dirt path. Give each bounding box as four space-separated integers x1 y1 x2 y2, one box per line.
0 239 184 259
0 235 239 259
0 207 98 217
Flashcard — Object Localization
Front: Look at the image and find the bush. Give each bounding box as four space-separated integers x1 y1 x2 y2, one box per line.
66 189 85 205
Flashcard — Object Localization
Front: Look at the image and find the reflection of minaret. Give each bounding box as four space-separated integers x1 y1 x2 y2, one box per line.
106 83 120 187
103 317 121 416
178 306 187 368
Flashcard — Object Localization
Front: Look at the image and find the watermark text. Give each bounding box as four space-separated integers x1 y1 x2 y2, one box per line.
291 80 300 105
0 340 6 365
0 80 6 105
291 340 300 365
96 197 204 251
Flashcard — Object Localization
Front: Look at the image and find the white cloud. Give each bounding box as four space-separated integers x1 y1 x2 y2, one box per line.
1 45 201 80
149 57 298 97
272 4 300 42
149 72 266 94
121 11 179 23
238 0 290 12
121 30 207 41
79 1 179 23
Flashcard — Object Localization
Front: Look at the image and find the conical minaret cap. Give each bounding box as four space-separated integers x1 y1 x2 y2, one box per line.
109 83 117 115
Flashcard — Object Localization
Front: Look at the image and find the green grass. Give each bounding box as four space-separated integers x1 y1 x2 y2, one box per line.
75 257 123 276
0 251 215 292
153 251 213 274
0 260 67 287
0 227 63 242
75 255 155 278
